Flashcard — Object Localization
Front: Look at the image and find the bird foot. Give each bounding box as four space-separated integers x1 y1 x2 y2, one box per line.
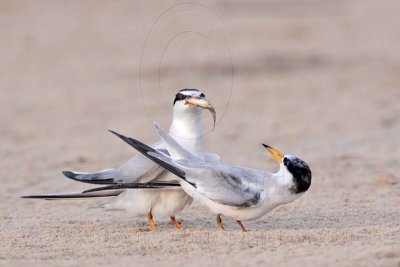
170 216 182 230
147 212 157 231
216 214 225 230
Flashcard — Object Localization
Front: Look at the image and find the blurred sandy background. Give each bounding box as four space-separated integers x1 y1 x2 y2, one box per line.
1 1 399 266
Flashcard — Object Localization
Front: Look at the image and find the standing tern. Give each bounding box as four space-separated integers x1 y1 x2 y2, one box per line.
23 89 217 231
105 124 312 232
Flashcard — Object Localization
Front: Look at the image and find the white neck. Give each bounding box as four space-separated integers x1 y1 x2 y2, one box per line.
270 165 299 204
168 105 204 156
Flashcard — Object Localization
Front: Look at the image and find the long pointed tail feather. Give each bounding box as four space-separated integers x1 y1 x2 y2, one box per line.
21 190 123 200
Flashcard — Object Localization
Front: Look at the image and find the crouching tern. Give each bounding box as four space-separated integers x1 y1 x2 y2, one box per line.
23 89 218 231
104 124 312 232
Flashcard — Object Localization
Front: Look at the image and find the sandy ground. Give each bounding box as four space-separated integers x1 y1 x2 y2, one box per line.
1 0 400 266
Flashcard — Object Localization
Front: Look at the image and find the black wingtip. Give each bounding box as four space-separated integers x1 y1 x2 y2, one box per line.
62 170 116 185
109 130 138 148
21 195 50 199
109 130 135 146
62 171 74 178
108 130 121 138
107 130 187 181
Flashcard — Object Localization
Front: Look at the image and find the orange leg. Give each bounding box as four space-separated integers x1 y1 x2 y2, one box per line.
147 212 157 231
236 220 247 232
216 214 225 230
170 216 182 230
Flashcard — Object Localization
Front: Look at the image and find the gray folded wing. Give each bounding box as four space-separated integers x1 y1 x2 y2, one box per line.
116 148 166 183
171 159 273 208
152 123 272 207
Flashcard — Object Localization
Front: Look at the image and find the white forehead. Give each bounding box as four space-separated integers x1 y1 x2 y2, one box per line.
179 89 204 97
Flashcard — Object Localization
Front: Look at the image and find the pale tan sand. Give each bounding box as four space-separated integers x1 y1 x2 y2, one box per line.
1 1 399 266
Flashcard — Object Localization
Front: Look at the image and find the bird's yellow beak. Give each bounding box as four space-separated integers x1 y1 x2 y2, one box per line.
262 144 284 164
185 97 216 129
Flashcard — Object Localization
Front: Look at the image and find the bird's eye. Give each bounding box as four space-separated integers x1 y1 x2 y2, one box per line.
283 157 288 165
200 93 205 98
177 93 186 100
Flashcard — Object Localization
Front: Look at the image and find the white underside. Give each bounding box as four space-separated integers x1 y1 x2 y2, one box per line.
104 168 194 218
104 189 193 217
181 181 301 221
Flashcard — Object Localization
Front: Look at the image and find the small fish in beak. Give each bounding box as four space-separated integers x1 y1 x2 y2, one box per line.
185 97 217 129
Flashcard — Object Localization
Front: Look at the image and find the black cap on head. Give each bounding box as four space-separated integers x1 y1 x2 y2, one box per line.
284 157 312 194
173 89 205 105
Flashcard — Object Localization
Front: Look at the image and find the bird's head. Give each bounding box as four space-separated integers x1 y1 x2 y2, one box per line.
173 89 216 128
262 144 312 194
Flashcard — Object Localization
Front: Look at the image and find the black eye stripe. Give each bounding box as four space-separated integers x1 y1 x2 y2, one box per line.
177 93 190 100
173 93 191 105
173 90 206 105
